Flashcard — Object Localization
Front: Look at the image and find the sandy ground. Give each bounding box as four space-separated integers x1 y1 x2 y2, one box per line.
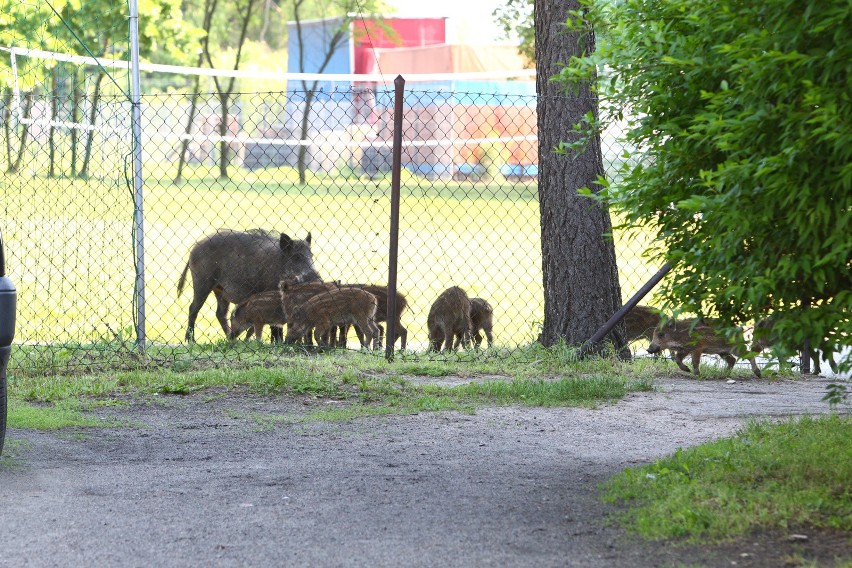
0 374 849 568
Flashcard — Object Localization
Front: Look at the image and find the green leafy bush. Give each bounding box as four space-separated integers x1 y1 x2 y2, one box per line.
558 0 851 365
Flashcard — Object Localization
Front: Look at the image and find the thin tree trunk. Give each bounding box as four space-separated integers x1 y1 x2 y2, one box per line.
259 0 273 43
80 72 104 178
70 72 81 177
535 0 625 353
49 71 59 178
176 0 216 184
11 92 34 173
292 0 346 185
175 55 206 184
203 0 257 180
175 89 201 183
2 88 12 171
297 89 315 184
218 93 230 179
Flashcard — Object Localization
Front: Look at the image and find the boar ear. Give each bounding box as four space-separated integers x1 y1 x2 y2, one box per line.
306 232 312 245
279 233 293 251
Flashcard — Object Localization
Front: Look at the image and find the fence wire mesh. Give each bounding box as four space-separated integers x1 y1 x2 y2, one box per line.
2 75 666 372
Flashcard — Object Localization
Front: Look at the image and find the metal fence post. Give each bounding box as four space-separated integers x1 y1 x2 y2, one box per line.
385 75 405 361
129 0 146 351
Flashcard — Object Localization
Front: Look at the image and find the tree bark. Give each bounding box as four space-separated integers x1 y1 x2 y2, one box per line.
70 72 81 177
535 0 625 353
2 88 12 170
80 71 105 178
48 71 58 178
11 92 34 174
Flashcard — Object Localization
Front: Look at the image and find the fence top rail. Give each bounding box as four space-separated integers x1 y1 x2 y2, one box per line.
2 46 537 84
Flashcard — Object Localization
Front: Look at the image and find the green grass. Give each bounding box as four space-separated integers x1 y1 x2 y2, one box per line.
5 344 660 429
8 399 114 429
602 414 852 542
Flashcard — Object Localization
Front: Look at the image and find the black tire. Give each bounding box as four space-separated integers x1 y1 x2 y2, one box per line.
0 344 8 457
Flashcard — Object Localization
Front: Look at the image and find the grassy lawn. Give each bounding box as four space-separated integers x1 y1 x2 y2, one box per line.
0 166 662 360
603 414 852 542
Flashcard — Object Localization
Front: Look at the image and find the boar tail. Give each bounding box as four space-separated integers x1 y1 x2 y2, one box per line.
177 261 191 297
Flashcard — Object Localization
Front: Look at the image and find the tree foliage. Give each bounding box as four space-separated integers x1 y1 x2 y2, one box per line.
493 0 534 64
557 0 851 366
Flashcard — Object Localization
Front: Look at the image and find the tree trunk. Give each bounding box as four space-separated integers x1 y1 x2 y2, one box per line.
535 0 625 353
175 57 206 184
11 92 34 173
218 92 230 179
296 88 316 185
80 71 105 178
2 88 11 170
49 71 58 178
70 72 81 177
259 0 273 43
203 0 257 181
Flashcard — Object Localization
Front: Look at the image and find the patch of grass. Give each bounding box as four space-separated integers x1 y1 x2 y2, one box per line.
448 375 654 407
8 400 110 429
6 347 663 428
603 415 852 542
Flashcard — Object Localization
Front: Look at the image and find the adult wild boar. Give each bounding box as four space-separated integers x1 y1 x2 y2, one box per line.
178 229 321 341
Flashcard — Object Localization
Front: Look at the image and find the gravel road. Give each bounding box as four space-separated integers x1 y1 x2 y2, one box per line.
0 375 847 567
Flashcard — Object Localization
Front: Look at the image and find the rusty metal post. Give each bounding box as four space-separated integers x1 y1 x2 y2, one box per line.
385 75 405 361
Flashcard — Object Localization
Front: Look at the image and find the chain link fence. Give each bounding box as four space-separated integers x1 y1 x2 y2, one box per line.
1 67 666 372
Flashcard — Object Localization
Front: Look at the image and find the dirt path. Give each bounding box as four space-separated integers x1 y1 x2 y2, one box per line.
0 375 847 567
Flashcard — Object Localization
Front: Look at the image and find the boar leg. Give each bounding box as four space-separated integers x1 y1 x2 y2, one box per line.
356 318 378 349
460 329 472 350
367 320 381 349
369 320 381 349
375 324 385 350
314 325 331 348
350 324 365 349
721 353 737 372
671 350 692 373
749 357 762 378
213 288 231 337
338 325 350 348
691 350 705 375
442 329 455 352
185 289 212 342
397 324 407 350
484 326 493 348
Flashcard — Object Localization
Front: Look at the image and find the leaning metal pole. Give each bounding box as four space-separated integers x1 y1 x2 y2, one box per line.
129 0 146 350
385 75 405 361
577 262 673 359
